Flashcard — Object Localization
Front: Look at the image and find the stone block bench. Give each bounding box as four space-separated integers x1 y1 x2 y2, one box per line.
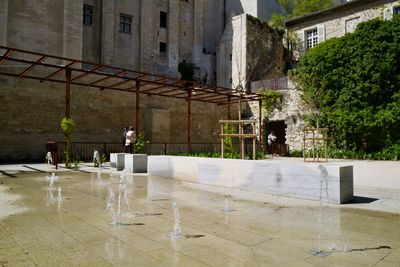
124 154 148 173
110 153 127 171
148 156 353 204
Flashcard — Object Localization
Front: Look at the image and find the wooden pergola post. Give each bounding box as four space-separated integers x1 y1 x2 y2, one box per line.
220 123 224 158
65 67 71 118
240 121 244 159
135 79 140 132
258 99 264 152
252 121 256 160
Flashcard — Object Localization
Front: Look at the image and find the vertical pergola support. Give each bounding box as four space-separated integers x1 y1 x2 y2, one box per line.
240 121 244 159
227 95 231 119
135 79 141 132
65 68 71 118
187 85 192 153
258 100 264 152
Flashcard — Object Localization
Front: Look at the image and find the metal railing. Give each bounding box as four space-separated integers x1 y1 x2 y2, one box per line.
47 141 224 163
45 141 275 163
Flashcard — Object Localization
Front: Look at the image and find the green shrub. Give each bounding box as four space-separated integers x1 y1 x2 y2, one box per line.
134 132 149 154
223 124 236 154
292 16 400 153
94 154 107 167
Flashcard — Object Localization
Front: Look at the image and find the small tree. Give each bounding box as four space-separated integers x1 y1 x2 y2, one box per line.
134 132 149 154
60 117 74 168
223 124 236 155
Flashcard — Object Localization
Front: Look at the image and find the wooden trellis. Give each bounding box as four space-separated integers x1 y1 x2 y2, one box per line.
219 120 257 160
303 128 329 162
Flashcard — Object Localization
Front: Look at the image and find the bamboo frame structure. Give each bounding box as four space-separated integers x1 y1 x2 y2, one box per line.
303 128 329 162
220 120 257 160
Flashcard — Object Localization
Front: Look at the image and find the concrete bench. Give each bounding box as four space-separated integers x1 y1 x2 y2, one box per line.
110 153 127 171
148 156 353 204
124 154 148 173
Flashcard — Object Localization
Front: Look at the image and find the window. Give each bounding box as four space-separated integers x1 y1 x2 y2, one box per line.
394 6 400 15
306 28 318 50
83 5 93 26
345 17 361 33
160 11 167 28
120 13 132 34
159 42 167 53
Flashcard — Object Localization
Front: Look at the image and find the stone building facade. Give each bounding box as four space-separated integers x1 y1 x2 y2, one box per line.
0 0 283 162
287 0 400 55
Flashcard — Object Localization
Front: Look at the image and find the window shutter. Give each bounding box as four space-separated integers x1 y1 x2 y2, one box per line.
384 8 393 20
317 26 325 44
298 31 305 54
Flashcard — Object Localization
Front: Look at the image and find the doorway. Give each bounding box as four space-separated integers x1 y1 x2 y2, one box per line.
266 120 288 155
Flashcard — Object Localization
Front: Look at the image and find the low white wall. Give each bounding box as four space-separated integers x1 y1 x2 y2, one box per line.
148 156 354 204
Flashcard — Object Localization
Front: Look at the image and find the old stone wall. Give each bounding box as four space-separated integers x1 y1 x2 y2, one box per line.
0 0 286 162
246 15 285 82
202 0 224 55
0 0 8 46
216 20 233 88
0 76 232 162
218 14 285 90
82 0 102 64
249 79 307 152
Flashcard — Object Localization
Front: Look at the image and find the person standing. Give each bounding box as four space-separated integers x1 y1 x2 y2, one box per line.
268 130 277 155
122 126 128 150
125 126 136 154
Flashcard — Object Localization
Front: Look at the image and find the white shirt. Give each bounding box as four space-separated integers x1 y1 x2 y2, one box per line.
268 133 277 145
125 130 136 146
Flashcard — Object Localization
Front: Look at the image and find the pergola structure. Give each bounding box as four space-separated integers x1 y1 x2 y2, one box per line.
0 45 265 152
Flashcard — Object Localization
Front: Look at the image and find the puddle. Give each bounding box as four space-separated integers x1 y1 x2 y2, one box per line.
0 186 28 219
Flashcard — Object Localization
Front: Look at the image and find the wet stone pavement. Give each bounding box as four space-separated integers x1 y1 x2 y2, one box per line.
0 169 400 266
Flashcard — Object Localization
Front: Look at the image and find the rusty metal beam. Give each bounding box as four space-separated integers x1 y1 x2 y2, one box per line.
0 45 265 106
187 86 192 153
105 79 133 89
0 49 13 66
19 55 47 77
70 65 103 81
40 61 76 82
192 93 232 102
88 70 128 86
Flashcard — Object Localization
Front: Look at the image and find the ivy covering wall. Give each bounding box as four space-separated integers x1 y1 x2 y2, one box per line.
291 16 400 154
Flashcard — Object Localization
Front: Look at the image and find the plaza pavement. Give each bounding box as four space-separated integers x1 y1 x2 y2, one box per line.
0 157 399 266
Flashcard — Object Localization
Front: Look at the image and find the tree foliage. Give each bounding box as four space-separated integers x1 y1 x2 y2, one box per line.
60 117 75 168
291 16 400 152
291 0 333 18
271 0 333 27
260 90 284 114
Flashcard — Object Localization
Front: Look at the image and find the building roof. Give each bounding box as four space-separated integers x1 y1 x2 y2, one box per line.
285 0 386 28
